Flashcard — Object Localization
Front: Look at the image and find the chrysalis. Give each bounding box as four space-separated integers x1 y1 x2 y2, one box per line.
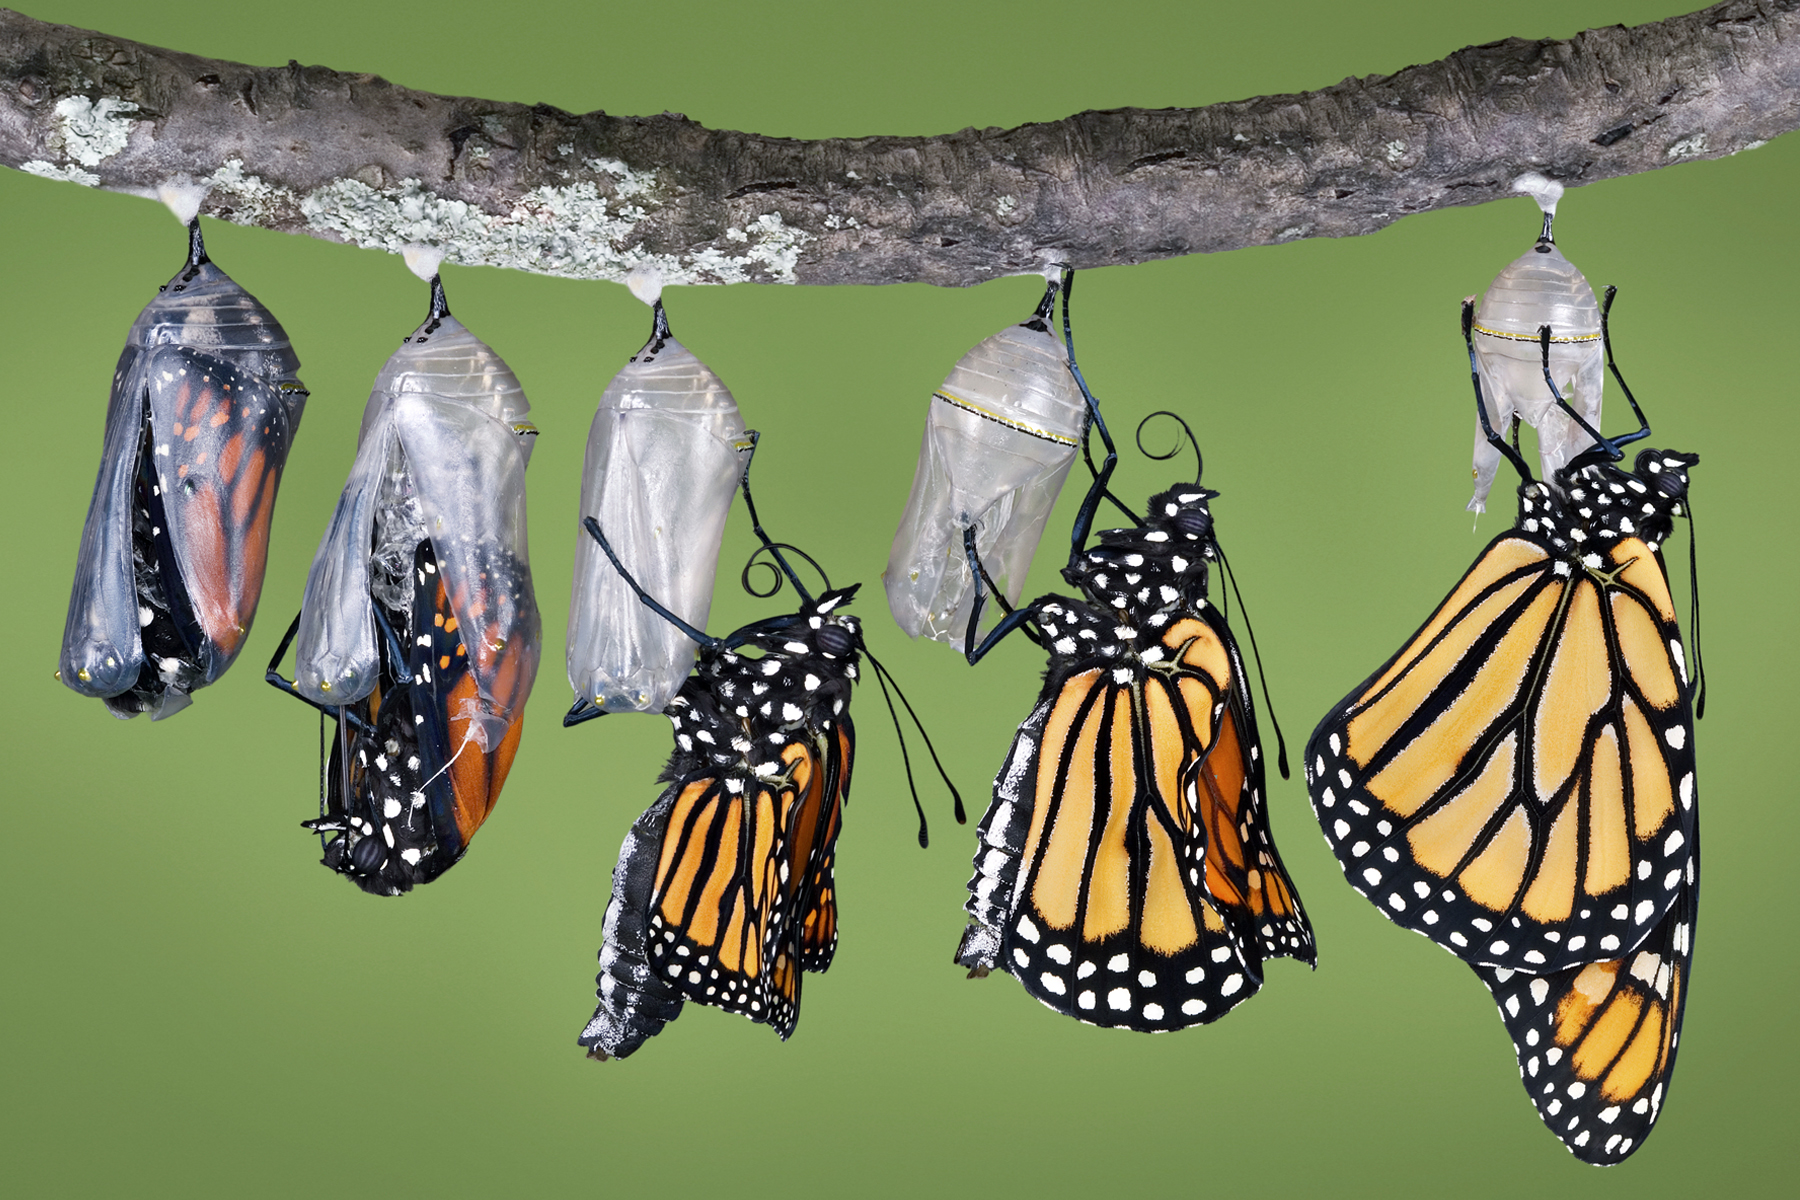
60 218 308 719
1467 175 1605 513
885 276 1087 643
270 267 540 895
565 272 750 722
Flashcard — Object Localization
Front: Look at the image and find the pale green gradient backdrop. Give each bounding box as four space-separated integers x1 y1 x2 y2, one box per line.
2 3 1794 1196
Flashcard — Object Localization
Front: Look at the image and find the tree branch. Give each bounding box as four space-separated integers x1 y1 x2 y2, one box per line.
1 3 1794 287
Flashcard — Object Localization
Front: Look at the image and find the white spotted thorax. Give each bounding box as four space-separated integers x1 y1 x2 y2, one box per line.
1468 189 1606 514
294 279 540 748
886 280 1087 643
567 302 750 715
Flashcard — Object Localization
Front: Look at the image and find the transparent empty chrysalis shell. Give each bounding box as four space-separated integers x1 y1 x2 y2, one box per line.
885 280 1087 643
566 300 749 714
1468 189 1605 512
294 277 540 749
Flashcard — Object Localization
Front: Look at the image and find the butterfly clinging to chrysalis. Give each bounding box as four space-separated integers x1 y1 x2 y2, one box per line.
953 269 1314 1032
1306 277 1701 1166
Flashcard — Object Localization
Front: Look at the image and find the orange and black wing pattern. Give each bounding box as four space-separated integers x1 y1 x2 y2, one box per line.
793 724 853 973
307 541 524 895
957 599 1265 1031
1190 606 1315 965
1306 448 1701 1163
1476 848 1696 1165
580 588 867 1060
1306 458 1699 974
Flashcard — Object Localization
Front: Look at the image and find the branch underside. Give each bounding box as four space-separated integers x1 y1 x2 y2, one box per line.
0 3 1794 287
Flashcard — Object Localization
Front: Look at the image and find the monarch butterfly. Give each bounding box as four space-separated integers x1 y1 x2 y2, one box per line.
886 274 1089 643
267 273 540 895
566 271 753 722
953 271 1314 1032
61 217 308 719
1468 175 1605 514
579 438 959 1058
1305 289 1700 1163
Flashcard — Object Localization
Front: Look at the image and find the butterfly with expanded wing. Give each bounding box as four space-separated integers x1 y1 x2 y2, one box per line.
1306 289 1701 1165
579 435 960 1059
953 270 1314 1033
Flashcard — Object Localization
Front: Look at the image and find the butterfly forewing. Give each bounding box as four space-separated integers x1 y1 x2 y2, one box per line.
1308 521 1696 972
961 607 1263 1030
1475 850 1696 1165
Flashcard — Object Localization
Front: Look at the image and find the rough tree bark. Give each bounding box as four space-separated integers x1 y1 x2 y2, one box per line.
0 3 1794 287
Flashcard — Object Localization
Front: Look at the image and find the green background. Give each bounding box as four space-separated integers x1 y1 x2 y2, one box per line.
3 2 1793 1195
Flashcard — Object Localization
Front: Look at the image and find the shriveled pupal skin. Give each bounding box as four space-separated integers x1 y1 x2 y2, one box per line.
567 302 749 716
61 220 307 719
886 280 1087 643
1469 242 1605 514
290 278 539 893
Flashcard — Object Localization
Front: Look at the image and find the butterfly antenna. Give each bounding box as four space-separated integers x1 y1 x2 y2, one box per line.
1213 539 1290 779
866 647 966 828
865 653 933 847
1686 501 1705 720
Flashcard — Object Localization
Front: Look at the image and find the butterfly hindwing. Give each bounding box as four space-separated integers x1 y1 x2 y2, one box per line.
1189 605 1316 965
1474 845 1697 1166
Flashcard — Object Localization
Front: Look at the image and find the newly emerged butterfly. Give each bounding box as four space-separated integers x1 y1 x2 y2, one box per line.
954 271 1314 1032
886 275 1088 643
1306 288 1700 1164
61 218 308 719
268 274 540 895
566 275 752 721
579 439 958 1059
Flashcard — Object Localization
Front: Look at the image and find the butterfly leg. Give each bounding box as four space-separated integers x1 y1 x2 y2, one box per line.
1598 285 1652 450
1463 299 1535 483
581 516 719 648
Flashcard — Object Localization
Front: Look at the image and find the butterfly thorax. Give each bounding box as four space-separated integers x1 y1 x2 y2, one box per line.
1516 448 1697 566
661 591 861 788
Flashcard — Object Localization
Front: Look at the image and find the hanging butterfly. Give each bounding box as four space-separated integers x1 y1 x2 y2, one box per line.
61 218 308 719
953 269 1314 1033
266 273 541 895
1305 289 1701 1164
566 271 753 721
579 435 961 1059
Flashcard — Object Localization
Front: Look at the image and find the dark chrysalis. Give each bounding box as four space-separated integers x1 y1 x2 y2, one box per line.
61 218 308 719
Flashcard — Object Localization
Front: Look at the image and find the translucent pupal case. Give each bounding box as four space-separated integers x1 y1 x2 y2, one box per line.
294 278 540 754
566 300 749 716
61 220 308 719
1468 209 1604 513
885 279 1087 643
